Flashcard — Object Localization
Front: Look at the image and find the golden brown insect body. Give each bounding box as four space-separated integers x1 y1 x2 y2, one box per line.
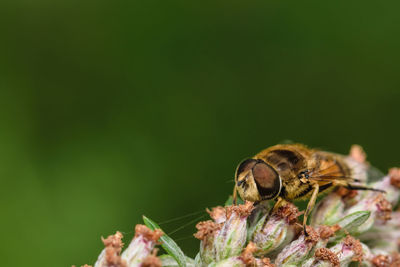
234 144 383 233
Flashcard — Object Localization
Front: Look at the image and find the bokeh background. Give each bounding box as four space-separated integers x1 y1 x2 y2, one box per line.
1 1 400 266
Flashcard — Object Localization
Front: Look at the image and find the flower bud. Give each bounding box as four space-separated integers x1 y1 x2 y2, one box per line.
194 202 254 265
210 256 274 267
251 202 299 257
360 211 400 253
194 220 222 265
310 193 345 226
214 201 254 261
346 169 399 209
329 235 364 266
301 248 340 267
371 253 400 267
95 231 126 267
344 192 392 233
274 226 320 266
209 242 275 267
120 225 162 267
314 225 341 250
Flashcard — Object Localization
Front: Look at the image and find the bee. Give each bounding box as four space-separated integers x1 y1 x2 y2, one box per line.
233 144 384 234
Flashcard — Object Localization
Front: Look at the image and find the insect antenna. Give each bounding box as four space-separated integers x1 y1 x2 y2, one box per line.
158 210 206 225
118 210 207 238
173 235 200 242
167 213 207 236
152 208 209 241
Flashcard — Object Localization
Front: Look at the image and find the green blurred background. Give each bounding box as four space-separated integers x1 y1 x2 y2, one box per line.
1 1 400 266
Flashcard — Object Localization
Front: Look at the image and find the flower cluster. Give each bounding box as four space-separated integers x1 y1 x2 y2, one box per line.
191 169 400 267
76 146 400 267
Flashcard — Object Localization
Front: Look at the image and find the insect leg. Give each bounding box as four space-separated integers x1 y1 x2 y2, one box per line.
303 183 319 236
263 197 284 229
233 184 237 205
267 197 284 218
346 184 386 193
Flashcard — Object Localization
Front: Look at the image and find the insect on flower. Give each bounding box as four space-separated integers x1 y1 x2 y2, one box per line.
233 144 385 235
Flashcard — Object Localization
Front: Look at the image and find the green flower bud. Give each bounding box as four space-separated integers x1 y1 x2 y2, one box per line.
194 220 221 266
120 225 162 267
360 211 400 253
251 202 299 256
209 242 275 267
275 226 320 266
310 193 345 226
194 202 254 265
329 235 364 266
214 201 254 261
344 193 392 233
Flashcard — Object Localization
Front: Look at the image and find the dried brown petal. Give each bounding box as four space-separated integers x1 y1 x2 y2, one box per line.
193 220 221 240
314 247 340 267
336 187 358 199
101 232 126 267
389 168 400 189
206 206 226 223
304 226 319 244
141 256 161 267
261 257 275 267
275 202 301 225
105 249 126 267
349 145 367 164
134 225 163 242
375 194 392 221
141 249 162 267
390 253 400 267
343 235 363 262
240 242 258 266
226 201 254 219
318 225 340 240
371 254 390 267
102 231 124 251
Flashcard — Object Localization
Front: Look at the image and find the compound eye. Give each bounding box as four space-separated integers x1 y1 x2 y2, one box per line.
252 162 281 199
235 159 257 181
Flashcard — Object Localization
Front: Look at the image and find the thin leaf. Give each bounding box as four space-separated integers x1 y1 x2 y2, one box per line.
143 216 187 267
331 211 371 237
